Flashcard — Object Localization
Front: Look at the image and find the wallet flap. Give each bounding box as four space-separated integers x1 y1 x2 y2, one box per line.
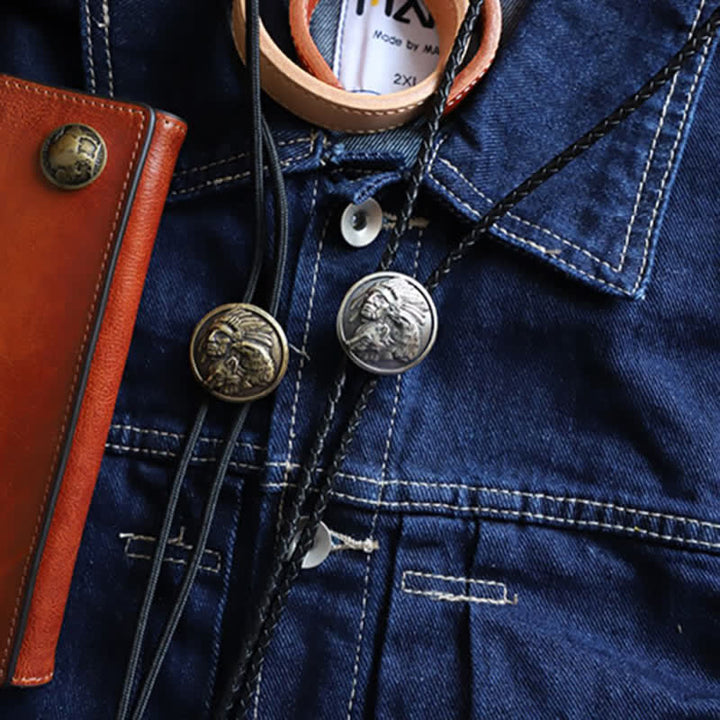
0 75 186 686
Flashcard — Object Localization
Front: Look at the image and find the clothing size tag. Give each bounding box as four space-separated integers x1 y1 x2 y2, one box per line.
333 0 440 94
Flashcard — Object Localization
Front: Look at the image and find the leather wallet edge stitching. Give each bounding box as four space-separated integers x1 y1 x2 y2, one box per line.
11 112 188 688
0 78 151 684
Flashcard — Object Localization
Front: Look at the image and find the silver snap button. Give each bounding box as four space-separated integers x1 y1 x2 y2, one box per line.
341 198 383 248
289 518 332 569
336 271 438 375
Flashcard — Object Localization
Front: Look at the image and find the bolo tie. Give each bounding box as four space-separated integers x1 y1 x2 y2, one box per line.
113 0 720 717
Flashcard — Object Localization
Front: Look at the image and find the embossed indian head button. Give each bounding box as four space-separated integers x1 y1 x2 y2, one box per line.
336 271 438 375
190 303 289 402
40 124 107 189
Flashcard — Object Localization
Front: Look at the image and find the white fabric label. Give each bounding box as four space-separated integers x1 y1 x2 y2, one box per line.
332 0 440 95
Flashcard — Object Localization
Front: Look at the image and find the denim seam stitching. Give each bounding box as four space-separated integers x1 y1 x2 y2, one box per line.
103 440 720 535
436 157 630 271
435 2 706 276
170 145 315 196
118 531 222 574
622 0 705 274
631 32 713 294
275 177 324 545
335 477 720 532
174 136 314 177
334 0 350 83
106 422 720 534
279 177 324 497
345 229 421 719
251 176 323 718
104 444 720 548
401 570 518 606
105 443 278 468
84 0 96 93
424 172 634 295
327 491 720 551
346 374 403 720
109 423 265 451
101 0 114 97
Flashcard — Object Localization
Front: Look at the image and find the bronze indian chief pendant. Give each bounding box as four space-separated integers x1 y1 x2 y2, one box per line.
190 303 289 403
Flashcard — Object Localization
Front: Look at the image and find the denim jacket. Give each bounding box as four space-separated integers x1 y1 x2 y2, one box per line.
2 0 720 717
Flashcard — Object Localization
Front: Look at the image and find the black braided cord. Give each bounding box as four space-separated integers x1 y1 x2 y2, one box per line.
219 0 489 715
379 0 486 267
219 6 720 718
225 378 379 719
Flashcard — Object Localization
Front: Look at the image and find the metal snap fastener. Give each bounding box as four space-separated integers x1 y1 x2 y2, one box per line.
289 518 332 570
341 198 383 248
337 271 438 375
40 124 107 189
189 303 289 403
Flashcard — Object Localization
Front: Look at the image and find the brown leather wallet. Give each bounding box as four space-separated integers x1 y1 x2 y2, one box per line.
0 75 186 687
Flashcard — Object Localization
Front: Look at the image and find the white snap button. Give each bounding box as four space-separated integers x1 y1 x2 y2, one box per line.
289 518 332 569
341 198 383 248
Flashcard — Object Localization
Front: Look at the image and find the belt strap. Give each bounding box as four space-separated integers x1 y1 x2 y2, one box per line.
231 0 502 133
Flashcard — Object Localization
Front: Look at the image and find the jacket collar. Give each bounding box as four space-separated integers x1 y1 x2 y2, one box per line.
423 0 718 298
168 0 717 298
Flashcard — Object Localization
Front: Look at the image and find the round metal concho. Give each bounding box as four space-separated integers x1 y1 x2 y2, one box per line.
40 124 107 190
336 271 438 375
190 303 289 403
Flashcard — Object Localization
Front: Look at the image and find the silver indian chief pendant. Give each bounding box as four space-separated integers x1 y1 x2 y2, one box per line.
336 271 438 375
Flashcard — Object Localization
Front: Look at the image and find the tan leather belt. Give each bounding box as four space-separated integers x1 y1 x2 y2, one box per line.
231 0 502 133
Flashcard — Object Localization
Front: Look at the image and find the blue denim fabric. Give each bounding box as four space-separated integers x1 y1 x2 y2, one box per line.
2 0 720 718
